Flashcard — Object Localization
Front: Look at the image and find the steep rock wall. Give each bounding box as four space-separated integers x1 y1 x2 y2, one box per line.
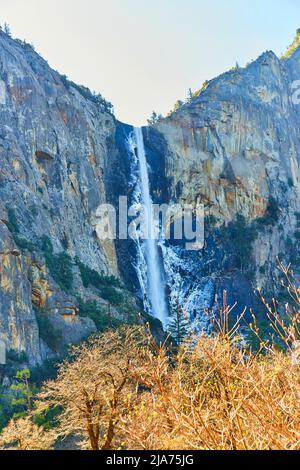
1 29 300 362
143 49 300 324
0 32 131 364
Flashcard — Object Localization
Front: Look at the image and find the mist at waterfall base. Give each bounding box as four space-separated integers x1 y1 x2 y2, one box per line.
133 127 169 327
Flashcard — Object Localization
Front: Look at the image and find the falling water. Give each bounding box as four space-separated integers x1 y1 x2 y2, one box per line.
134 127 168 327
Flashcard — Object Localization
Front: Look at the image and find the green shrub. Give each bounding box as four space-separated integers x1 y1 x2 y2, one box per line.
0 360 60 431
256 197 280 230
100 285 123 305
41 237 73 291
6 208 36 252
75 257 121 289
141 311 163 330
266 197 280 222
40 235 53 254
13 236 35 252
201 80 209 92
29 359 59 386
9 370 35 417
77 298 122 331
0 405 9 431
0 388 14 431
47 252 73 291
60 75 113 114
34 406 61 431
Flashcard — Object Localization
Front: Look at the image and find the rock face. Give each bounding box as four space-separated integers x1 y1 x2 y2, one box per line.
142 47 300 325
0 32 133 365
1 29 300 364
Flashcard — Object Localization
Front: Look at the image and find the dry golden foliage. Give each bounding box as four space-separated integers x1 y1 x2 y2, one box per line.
120 275 300 451
36 326 152 450
121 335 299 450
0 417 55 450
1 265 299 451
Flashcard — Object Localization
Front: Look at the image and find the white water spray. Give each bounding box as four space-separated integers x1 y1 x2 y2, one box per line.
134 127 168 327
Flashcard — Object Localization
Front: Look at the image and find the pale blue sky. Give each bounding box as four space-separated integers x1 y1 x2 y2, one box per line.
1 0 300 124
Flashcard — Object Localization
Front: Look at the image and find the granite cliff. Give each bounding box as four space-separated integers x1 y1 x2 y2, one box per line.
0 31 137 365
143 45 300 328
0 29 300 365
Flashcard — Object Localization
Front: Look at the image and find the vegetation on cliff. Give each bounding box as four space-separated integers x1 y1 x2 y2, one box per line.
59 75 114 114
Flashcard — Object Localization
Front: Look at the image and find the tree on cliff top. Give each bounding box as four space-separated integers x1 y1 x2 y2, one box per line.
3 23 11 36
147 111 163 126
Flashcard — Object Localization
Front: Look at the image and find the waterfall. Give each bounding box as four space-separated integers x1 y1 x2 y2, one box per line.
133 127 168 327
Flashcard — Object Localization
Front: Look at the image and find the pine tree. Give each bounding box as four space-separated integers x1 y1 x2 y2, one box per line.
147 111 163 126
173 100 184 112
187 88 193 102
168 299 190 346
4 23 11 37
10 369 34 419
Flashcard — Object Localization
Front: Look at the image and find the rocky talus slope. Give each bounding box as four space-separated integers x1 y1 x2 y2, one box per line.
0 30 300 364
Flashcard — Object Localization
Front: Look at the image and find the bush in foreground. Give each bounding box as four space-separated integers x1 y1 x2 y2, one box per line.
0 265 299 450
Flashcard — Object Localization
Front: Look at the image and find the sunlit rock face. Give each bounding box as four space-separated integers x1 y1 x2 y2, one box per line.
1 28 300 363
0 31 123 364
143 50 300 325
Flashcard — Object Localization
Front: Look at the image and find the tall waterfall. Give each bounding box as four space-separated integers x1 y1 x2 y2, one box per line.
133 127 168 327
